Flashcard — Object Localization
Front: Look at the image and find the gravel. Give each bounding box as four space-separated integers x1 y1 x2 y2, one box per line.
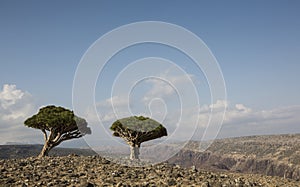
0 155 299 187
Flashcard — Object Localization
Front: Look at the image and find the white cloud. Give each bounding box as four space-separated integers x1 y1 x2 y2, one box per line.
91 72 196 125
88 96 131 124
97 95 129 108
196 101 300 139
0 84 40 144
142 73 195 103
144 79 174 99
0 84 24 109
235 104 251 112
206 100 228 112
153 100 300 141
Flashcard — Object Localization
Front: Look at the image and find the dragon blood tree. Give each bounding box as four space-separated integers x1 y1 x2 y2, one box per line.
24 105 91 157
110 116 167 160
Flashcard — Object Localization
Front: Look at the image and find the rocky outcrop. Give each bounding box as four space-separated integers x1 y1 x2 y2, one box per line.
168 134 300 181
168 150 300 181
1 155 299 187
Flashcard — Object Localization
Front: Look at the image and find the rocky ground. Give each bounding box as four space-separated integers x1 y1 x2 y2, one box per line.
1 155 299 187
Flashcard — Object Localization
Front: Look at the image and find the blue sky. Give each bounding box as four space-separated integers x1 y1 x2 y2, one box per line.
0 1 300 146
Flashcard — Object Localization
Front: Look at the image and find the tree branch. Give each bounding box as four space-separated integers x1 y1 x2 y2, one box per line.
48 129 54 142
41 129 48 142
139 131 155 143
54 129 83 146
115 126 131 142
52 132 61 142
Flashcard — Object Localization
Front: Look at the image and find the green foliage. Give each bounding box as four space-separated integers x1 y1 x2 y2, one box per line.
24 105 89 134
110 116 167 144
110 116 164 132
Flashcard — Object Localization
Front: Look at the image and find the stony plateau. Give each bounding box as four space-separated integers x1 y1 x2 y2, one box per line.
1 155 300 187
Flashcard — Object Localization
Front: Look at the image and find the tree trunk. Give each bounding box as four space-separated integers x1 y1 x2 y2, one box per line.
130 145 140 160
38 141 53 158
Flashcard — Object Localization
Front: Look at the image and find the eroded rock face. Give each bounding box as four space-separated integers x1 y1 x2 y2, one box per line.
1 155 300 187
168 134 300 181
169 150 300 181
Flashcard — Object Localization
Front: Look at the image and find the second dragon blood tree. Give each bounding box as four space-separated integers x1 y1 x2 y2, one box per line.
110 116 167 160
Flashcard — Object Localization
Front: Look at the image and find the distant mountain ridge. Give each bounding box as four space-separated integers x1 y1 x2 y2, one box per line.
0 144 96 159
